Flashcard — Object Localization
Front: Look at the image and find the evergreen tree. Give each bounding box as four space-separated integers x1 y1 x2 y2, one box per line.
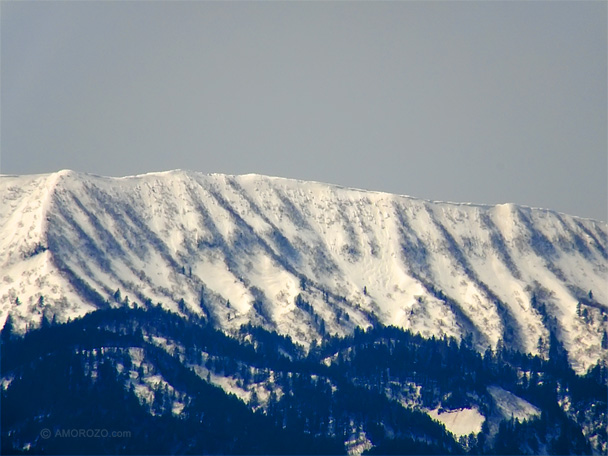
178 298 187 314
1 314 14 343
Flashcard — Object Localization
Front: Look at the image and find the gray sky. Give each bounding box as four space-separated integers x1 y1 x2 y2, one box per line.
2 1 606 221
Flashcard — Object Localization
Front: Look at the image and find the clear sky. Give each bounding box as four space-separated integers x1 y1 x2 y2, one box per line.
1 1 606 221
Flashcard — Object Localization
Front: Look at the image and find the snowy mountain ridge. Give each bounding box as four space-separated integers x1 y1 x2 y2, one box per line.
1 170 606 373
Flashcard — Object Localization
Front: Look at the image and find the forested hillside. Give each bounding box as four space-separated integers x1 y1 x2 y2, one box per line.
2 304 605 455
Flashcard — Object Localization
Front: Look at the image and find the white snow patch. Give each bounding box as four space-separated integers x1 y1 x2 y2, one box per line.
427 407 485 436
1 375 14 390
345 432 373 456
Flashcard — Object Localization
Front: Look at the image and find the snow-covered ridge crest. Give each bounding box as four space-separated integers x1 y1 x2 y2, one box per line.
1 169 606 373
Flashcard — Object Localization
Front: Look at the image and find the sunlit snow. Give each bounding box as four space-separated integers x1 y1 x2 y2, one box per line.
427 407 485 436
1 170 606 372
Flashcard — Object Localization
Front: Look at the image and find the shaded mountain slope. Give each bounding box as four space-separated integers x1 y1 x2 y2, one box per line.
1 170 606 372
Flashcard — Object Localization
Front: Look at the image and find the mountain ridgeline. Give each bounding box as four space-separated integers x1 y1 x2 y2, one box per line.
1 170 607 454
1 170 606 371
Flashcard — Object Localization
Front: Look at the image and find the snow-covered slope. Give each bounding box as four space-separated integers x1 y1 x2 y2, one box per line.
1 170 606 372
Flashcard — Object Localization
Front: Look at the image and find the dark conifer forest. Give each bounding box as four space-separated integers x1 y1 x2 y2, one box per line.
1 303 606 455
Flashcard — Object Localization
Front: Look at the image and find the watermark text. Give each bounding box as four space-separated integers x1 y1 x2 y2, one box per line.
40 428 131 439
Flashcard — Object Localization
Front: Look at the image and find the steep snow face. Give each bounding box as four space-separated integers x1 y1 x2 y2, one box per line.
487 386 540 422
1 170 606 372
0 172 97 326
